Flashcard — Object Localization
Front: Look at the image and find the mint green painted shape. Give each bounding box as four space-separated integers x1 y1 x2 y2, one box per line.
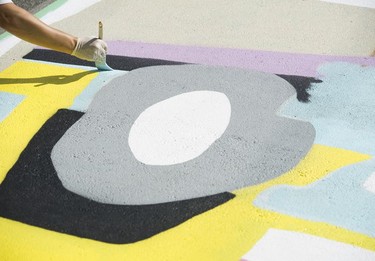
0 32 11 41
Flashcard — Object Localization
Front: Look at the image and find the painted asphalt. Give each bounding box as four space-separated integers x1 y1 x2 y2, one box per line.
1 1 375 260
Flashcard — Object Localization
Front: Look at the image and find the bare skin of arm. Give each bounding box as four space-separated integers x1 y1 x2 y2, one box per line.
0 3 77 54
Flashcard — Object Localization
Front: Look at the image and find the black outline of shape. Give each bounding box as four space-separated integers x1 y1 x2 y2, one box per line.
0 109 235 244
23 49 322 103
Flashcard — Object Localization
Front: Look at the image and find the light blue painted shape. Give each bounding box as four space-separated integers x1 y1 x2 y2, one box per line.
70 70 126 112
279 62 375 155
95 61 114 71
0 92 25 122
255 62 375 237
254 160 375 237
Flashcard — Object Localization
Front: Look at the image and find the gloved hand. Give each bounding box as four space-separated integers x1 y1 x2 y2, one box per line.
71 37 108 62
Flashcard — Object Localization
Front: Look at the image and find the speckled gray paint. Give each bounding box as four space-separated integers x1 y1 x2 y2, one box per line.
51 65 315 204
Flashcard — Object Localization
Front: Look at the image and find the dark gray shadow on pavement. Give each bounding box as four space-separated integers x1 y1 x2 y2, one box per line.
0 70 96 87
23 49 322 102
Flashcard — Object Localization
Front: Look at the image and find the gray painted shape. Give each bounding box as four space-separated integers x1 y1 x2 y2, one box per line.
51 65 315 204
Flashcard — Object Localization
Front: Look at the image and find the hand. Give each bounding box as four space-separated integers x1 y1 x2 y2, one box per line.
71 37 108 62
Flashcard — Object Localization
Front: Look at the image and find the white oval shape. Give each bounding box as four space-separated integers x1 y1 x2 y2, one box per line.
128 91 231 165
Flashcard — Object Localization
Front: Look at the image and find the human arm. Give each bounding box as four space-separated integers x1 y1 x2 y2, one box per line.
0 2 107 62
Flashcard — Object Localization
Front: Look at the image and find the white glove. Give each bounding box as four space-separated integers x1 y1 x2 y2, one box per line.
71 37 108 62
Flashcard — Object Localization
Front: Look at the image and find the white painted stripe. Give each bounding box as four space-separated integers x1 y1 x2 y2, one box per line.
242 229 375 261
0 0 101 57
321 0 375 9
0 36 20 57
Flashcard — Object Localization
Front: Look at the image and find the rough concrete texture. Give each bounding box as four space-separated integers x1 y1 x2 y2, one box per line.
1 0 375 260
12 0 55 13
1 0 375 71
28 0 375 56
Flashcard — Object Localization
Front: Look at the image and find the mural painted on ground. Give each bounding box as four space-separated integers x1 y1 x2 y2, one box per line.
0 41 375 260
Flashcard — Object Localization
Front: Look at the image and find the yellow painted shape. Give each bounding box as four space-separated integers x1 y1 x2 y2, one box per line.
0 61 97 183
0 144 373 261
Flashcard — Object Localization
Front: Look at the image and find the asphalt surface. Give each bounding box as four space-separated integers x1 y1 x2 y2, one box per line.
1 1 375 260
13 0 54 13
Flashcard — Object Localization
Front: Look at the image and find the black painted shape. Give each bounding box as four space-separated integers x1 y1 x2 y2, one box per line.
277 74 322 103
23 49 186 71
23 49 322 103
0 109 235 244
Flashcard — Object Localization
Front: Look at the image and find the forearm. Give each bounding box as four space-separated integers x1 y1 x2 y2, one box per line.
0 3 77 54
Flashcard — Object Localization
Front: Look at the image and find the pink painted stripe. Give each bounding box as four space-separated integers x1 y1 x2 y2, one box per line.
107 41 375 77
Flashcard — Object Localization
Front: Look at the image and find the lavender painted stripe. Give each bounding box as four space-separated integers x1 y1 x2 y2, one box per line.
107 41 375 77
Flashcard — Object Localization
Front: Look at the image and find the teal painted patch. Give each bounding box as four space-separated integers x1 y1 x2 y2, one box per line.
0 92 25 122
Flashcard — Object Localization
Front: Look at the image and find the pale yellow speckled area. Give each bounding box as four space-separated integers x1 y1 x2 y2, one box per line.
0 61 97 183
